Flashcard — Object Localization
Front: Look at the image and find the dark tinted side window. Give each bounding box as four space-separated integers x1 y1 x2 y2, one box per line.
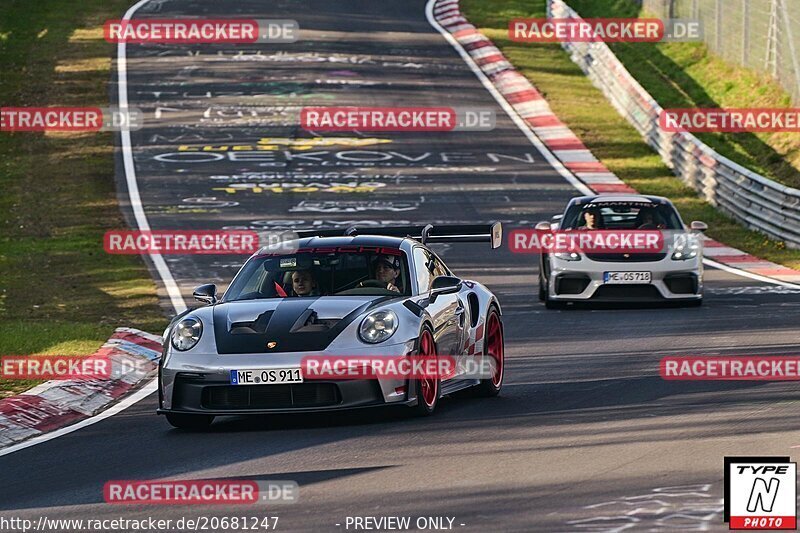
430 255 448 278
413 247 433 292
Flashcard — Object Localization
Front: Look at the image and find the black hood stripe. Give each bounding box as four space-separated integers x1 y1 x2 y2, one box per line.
212 297 388 354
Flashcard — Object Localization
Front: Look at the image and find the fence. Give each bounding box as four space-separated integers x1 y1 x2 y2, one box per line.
638 0 800 105
548 0 800 248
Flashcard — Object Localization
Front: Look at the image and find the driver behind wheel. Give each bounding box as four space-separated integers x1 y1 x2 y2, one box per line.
635 210 666 229
360 255 401 293
291 269 319 297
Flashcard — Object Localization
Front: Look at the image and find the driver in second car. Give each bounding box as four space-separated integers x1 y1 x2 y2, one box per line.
361 255 401 293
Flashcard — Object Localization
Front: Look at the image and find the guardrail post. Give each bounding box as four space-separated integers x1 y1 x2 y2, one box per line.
742 0 750 65
779 0 800 104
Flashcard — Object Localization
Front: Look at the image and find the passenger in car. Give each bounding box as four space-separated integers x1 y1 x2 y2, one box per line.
580 207 604 230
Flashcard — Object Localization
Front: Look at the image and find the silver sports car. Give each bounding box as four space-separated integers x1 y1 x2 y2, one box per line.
538 195 707 308
158 224 505 429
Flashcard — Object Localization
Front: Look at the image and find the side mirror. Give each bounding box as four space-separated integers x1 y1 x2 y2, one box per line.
193 283 217 305
535 221 552 231
551 214 563 222
429 276 462 303
490 221 503 249
690 221 708 232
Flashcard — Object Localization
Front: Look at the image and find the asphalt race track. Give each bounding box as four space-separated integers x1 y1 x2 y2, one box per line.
2 0 800 531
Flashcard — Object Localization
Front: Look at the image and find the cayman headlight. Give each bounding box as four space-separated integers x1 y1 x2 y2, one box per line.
672 234 700 260
359 310 398 344
554 252 581 261
171 317 202 351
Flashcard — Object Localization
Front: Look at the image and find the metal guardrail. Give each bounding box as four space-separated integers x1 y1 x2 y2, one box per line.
548 0 800 248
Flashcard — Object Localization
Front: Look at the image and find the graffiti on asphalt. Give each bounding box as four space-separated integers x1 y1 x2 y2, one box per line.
180 197 239 208
565 484 722 532
169 137 392 151
289 200 419 213
208 171 417 184
211 182 387 194
222 219 530 231
153 139 537 167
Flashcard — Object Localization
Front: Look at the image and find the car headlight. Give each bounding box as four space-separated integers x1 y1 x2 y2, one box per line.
672 235 700 260
171 317 202 351
554 252 581 261
359 310 398 344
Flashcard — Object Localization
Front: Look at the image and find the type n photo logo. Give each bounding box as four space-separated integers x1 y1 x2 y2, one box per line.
725 456 797 530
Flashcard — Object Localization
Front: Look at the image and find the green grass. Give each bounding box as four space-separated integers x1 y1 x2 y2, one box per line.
461 0 800 269
0 0 164 396
568 0 800 188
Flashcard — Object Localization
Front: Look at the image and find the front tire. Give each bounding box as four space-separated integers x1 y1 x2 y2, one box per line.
544 297 565 310
541 269 565 309
543 286 566 309
538 261 548 301
411 326 439 416
165 413 214 430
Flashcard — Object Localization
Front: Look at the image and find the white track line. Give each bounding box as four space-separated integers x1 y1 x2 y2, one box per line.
704 258 800 290
424 0 800 290
119 0 187 314
0 0 175 457
424 0 592 197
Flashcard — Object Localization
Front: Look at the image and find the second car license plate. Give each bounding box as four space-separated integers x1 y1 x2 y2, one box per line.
603 271 652 284
230 368 303 385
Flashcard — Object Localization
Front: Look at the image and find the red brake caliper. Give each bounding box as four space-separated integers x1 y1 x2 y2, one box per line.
420 331 437 406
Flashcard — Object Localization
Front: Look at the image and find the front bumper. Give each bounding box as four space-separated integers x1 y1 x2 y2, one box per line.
159 341 414 414
547 255 703 302
157 377 399 415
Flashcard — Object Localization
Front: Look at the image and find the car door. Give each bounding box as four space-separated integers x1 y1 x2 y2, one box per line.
412 247 462 375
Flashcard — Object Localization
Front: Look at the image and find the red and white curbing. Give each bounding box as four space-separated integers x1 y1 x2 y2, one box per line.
703 243 800 282
434 0 635 195
0 328 161 449
432 0 800 285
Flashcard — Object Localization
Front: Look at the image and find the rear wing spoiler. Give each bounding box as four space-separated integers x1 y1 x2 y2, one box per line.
294 222 503 249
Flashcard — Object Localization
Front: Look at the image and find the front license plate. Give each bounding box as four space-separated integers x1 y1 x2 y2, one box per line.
230 368 303 385
603 271 652 284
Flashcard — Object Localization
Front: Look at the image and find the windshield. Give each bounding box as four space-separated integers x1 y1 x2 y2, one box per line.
561 201 683 230
223 247 411 301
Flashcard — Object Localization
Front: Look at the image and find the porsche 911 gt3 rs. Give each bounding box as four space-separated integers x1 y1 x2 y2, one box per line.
158 223 505 429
